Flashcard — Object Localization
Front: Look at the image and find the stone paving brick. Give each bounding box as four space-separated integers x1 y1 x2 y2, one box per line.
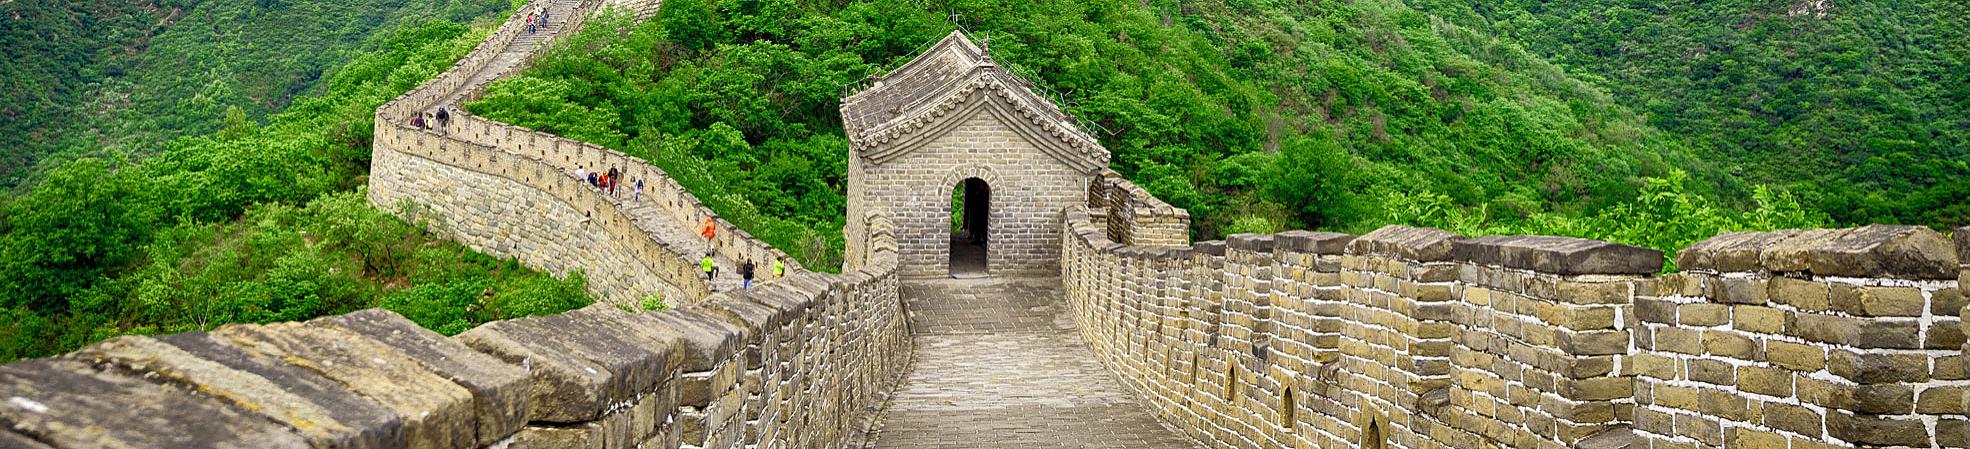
871 277 1200 449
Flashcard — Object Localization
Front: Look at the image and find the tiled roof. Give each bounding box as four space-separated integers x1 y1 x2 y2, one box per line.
840 31 1109 172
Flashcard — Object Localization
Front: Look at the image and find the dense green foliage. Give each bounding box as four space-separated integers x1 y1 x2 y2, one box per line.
1405 0 1970 227
8 0 1958 360
0 14 589 362
0 0 511 188
472 0 1823 270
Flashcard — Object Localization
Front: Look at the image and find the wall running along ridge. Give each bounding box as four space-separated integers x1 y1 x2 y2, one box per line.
0 1 911 448
370 0 796 307
1066 205 1970 449
0 211 907 448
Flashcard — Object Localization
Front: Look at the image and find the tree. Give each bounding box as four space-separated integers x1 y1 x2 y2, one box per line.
0 158 159 311
1263 135 1358 228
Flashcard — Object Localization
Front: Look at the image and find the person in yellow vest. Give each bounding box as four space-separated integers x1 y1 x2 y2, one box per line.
701 254 717 280
773 257 786 278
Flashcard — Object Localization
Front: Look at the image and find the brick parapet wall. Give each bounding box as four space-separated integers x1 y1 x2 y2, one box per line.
368 0 797 306
1087 169 1190 247
370 136 697 304
1959 226 1970 422
1632 226 1966 449
1063 206 1965 449
1 213 907 449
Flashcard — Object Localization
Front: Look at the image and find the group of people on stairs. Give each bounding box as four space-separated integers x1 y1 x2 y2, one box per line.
699 217 786 290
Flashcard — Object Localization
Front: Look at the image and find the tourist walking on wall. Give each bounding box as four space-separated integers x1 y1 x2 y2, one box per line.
410 113 426 130
607 167 620 195
633 178 644 202
526 12 536 33
575 165 586 183
701 254 718 280
740 260 756 289
435 107 450 130
773 257 785 278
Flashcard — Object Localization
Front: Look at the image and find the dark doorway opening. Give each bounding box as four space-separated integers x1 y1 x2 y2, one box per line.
949 178 990 277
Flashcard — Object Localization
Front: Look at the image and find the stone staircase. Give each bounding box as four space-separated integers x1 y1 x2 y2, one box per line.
416 0 763 297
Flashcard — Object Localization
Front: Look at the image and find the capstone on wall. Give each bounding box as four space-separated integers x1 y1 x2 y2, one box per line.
0 213 910 449
1065 203 1969 449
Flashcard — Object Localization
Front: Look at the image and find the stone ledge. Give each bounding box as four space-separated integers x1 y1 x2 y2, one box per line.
0 358 310 448
1955 226 1969 265
1347 225 1465 262
1275 230 1355 255
70 333 403 449
1226 234 1275 253
1680 225 1957 279
643 309 746 374
309 309 529 446
456 304 680 423
1192 240 1226 257
212 322 480 449
1452 235 1663 275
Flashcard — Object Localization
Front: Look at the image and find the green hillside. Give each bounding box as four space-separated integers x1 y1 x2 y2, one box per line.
0 0 514 188
471 0 1822 271
1404 0 1970 226
0 6 591 362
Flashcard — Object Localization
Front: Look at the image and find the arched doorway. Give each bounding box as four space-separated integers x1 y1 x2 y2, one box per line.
949 178 990 277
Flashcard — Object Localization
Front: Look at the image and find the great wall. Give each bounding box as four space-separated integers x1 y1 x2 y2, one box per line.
0 2 1964 449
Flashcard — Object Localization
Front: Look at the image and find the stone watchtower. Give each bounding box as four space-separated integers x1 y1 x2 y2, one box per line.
841 31 1110 278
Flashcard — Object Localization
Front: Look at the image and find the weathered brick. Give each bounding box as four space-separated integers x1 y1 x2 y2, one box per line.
1828 350 1930 384
1732 305 1787 334
1702 331 1760 360
1766 341 1825 372
1737 366 1792 397
1709 277 1770 304
1679 303 1730 327
1762 403 1823 437
1769 277 1830 311
1917 386 1966 414
1827 411 1929 447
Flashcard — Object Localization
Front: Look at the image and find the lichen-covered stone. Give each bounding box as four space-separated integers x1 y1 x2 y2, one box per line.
69 334 402 449
0 358 309 448
1225 234 1276 252
1451 235 1663 275
644 309 746 372
1955 226 1970 264
215 322 479 449
1764 225 1957 279
309 309 530 445
456 305 678 424
1347 225 1465 261
1273 230 1355 255
1678 230 1802 273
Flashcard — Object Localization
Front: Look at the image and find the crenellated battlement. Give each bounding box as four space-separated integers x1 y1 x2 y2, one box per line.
1065 200 1969 449
1 4 1964 447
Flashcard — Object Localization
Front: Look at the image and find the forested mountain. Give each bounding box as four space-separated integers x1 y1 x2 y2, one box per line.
1405 0 1970 226
0 3 590 362
470 0 1823 271
3 0 1957 362
0 0 513 188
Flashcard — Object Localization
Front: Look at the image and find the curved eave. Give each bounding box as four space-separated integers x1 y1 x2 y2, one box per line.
851 78 1109 174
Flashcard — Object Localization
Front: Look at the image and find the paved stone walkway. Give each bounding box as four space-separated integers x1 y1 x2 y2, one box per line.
869 277 1201 449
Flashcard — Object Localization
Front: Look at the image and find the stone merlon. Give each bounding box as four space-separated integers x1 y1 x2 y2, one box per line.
1346 225 1466 261
1680 225 1958 279
1274 230 1356 255
1452 235 1664 275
